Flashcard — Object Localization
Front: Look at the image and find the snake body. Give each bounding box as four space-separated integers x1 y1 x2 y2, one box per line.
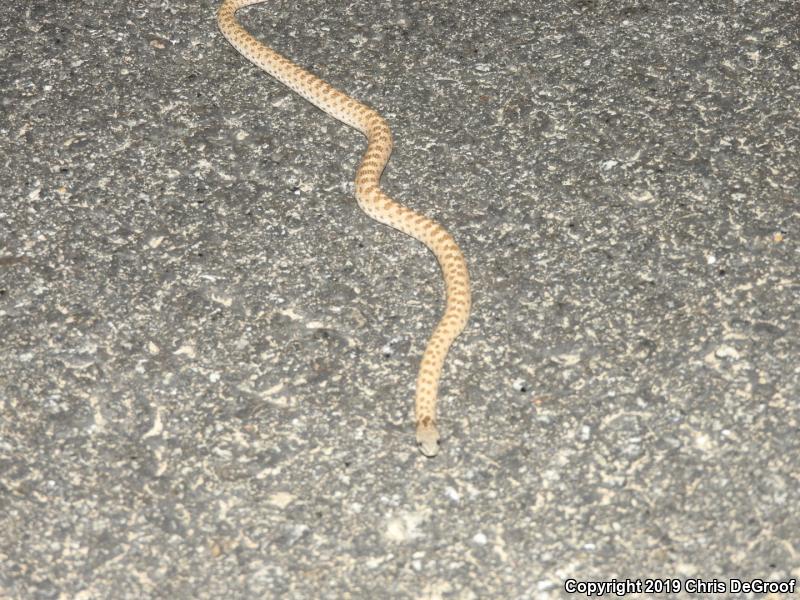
217 0 470 456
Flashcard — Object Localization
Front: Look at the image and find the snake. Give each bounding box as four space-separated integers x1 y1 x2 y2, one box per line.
217 0 471 456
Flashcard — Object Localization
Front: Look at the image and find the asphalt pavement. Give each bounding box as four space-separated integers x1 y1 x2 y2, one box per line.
1 1 798 598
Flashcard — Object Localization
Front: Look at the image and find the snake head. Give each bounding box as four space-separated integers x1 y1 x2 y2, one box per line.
415 420 440 457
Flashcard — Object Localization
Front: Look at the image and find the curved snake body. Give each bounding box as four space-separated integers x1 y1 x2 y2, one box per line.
218 0 471 456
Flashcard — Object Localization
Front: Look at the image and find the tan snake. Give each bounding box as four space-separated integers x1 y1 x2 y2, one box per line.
217 0 471 456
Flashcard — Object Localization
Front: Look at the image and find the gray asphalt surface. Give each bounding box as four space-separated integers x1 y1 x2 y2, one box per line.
2 1 799 598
